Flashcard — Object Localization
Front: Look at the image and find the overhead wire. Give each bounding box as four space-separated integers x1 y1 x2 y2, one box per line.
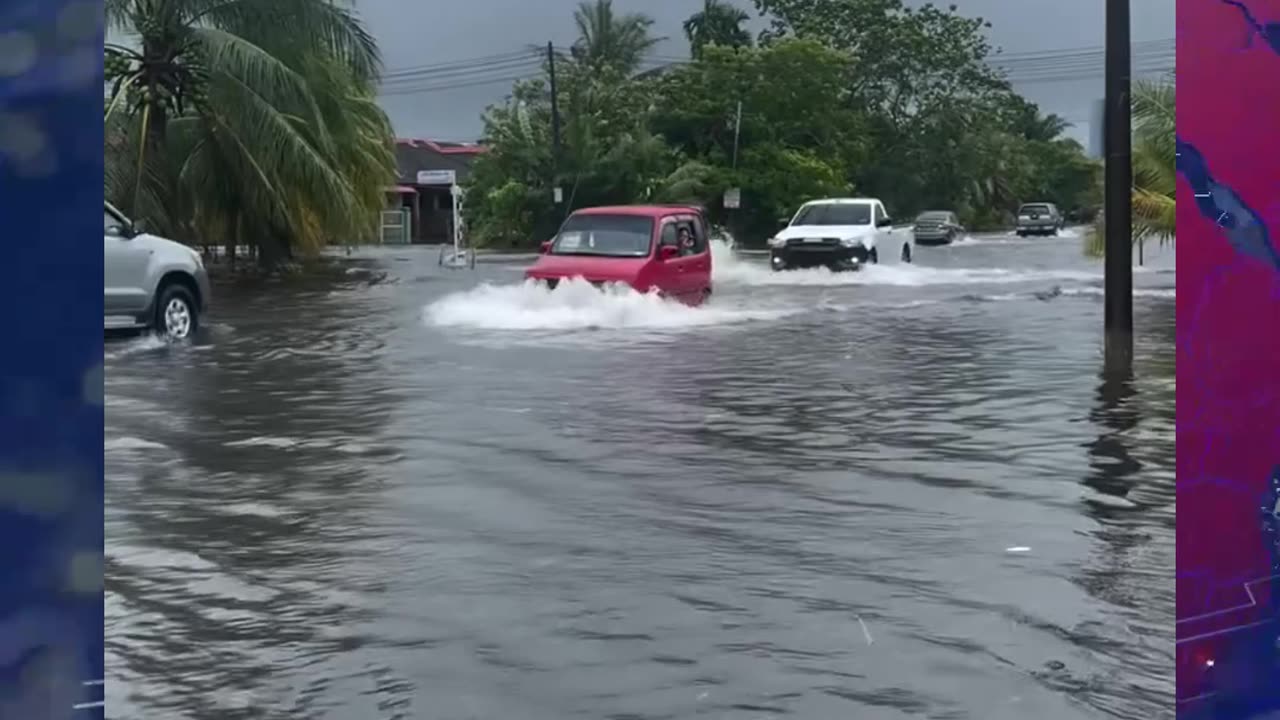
376 38 1175 97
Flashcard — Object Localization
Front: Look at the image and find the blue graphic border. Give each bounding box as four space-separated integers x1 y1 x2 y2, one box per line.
0 0 105 717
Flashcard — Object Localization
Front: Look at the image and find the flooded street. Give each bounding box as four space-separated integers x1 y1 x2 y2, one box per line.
104 233 1175 720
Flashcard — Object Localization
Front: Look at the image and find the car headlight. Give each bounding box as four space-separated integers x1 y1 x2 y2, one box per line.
767 236 787 248
839 237 864 248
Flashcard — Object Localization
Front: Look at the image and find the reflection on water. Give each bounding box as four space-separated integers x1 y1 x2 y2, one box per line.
106 236 1176 719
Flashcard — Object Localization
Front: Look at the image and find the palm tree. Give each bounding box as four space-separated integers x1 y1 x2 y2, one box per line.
103 0 395 268
1129 79 1175 242
683 0 753 58
570 0 661 74
1085 78 1174 261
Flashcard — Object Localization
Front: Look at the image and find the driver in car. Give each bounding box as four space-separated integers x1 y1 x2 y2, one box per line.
678 226 696 255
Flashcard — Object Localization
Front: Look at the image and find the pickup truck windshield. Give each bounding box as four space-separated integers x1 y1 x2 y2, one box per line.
551 214 654 257
792 203 871 226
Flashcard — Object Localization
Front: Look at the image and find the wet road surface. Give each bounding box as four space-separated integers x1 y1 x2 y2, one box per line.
105 232 1175 719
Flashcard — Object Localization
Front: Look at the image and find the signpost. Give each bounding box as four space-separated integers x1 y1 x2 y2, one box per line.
417 169 472 269
723 188 741 210
416 169 456 185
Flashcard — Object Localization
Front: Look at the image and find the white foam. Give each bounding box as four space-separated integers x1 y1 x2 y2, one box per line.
104 334 168 360
711 241 1100 288
222 435 393 455
1061 286 1175 299
423 277 794 331
105 436 167 452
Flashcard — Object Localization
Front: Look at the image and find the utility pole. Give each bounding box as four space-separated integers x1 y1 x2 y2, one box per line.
731 100 742 170
1103 0 1133 371
547 41 562 193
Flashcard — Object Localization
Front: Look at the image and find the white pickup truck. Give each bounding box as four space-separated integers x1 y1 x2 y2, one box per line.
766 197 907 271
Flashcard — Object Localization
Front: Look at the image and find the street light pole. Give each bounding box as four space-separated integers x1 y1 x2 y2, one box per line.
1104 0 1133 371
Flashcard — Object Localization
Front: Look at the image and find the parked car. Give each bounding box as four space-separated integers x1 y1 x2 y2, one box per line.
767 197 902 271
104 202 210 339
524 205 713 305
1015 202 1064 237
912 210 965 246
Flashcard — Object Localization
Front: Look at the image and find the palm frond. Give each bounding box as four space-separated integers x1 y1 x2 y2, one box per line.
191 0 381 81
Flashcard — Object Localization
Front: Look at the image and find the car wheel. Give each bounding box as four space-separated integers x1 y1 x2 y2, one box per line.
869 247 879 264
155 283 199 340
1016 231 1026 237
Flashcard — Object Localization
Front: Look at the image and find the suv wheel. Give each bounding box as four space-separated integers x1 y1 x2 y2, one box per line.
868 247 879 264
156 283 199 340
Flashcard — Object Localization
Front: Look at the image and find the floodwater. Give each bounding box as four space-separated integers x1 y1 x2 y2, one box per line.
105 231 1176 720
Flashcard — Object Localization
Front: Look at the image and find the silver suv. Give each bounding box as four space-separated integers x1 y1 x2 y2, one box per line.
1014 202 1063 237
104 202 210 339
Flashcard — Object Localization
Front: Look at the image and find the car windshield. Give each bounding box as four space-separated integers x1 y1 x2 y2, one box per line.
1019 204 1051 215
915 211 951 223
551 214 654 257
792 203 871 226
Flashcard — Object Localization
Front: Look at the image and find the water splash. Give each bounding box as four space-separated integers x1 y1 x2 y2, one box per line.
423 277 795 331
711 242 1100 287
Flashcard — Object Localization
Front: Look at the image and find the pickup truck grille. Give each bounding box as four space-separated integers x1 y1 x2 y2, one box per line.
785 238 840 247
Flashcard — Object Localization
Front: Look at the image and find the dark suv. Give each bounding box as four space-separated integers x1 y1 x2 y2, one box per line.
1015 203 1063 237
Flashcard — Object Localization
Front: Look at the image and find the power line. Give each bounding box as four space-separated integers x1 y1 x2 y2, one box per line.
378 72 543 97
375 38 1176 98
380 49 540 79
380 57 543 88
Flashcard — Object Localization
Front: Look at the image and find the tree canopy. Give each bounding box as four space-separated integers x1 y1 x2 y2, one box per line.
462 0 1102 249
684 0 754 58
103 0 396 268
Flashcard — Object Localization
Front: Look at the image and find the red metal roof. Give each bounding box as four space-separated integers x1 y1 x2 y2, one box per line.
395 138 487 155
572 205 702 217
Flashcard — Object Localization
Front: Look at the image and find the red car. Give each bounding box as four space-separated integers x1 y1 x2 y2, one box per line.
524 205 713 305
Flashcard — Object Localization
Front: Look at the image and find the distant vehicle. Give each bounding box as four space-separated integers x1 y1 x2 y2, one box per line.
912 210 965 246
524 205 713 305
767 197 901 271
104 202 210 339
1015 202 1064 237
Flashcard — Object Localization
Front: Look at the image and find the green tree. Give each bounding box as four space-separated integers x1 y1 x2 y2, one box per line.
104 0 395 267
648 39 864 240
749 0 1097 227
463 58 684 247
683 0 754 58
569 0 662 74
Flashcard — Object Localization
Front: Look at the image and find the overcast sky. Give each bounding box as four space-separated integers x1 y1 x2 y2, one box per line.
364 0 1175 146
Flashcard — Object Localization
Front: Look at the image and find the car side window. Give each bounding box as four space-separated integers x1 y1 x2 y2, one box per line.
687 217 708 254
873 204 886 225
659 220 679 247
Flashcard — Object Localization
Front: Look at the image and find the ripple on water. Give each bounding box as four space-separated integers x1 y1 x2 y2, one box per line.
104 238 1175 720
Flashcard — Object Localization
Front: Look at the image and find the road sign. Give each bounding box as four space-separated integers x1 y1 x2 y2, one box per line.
416 169 457 185
553 186 564 204
723 187 741 209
